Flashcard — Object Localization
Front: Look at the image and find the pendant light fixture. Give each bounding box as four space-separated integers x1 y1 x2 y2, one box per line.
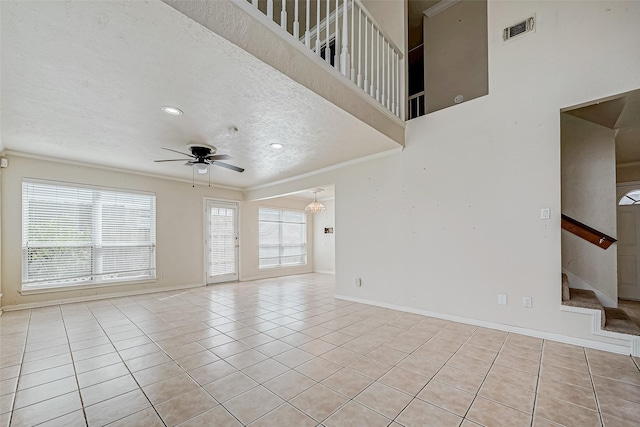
305 189 326 214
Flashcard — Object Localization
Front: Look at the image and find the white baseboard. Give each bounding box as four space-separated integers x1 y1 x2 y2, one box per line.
240 269 314 282
563 270 617 308
313 270 335 275
336 294 634 356
1 283 205 312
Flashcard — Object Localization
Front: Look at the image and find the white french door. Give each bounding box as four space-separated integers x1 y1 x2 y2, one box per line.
205 200 238 284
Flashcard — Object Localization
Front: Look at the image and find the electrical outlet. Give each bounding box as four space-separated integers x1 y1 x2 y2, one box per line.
497 294 507 305
523 296 533 308
355 278 362 287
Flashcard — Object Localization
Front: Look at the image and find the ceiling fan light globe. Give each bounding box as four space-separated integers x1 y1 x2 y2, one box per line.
196 164 208 174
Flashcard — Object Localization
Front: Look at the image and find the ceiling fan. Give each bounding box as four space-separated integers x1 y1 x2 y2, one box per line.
155 144 244 186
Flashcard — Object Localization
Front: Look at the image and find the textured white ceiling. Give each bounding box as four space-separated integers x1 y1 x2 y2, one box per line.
1 0 399 189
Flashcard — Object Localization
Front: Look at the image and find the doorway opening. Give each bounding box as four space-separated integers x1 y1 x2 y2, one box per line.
561 88 640 327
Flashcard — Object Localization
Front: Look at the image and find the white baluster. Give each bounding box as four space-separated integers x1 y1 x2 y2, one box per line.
305 0 310 47
340 0 349 77
381 36 385 106
315 0 321 54
376 29 380 102
267 0 273 20
350 1 355 82
391 49 395 114
386 41 391 109
370 22 375 97
396 53 401 117
357 8 362 88
281 0 287 31
252 0 258 7
325 0 331 63
334 0 340 70
363 15 368 91
293 0 300 38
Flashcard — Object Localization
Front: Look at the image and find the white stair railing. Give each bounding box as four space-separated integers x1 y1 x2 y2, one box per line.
243 0 403 119
407 91 425 120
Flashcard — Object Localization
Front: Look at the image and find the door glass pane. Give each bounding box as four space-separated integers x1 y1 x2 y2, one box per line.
209 206 235 277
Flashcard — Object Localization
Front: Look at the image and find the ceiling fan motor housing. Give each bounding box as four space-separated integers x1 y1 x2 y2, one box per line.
189 145 216 158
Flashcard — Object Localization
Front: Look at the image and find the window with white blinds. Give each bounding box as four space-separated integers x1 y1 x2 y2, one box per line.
259 208 307 268
22 179 156 290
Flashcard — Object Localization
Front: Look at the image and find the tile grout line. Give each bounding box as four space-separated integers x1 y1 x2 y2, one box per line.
5 309 32 427
584 350 606 427
458 329 511 424
530 339 545 427
58 304 90 427
82 299 169 427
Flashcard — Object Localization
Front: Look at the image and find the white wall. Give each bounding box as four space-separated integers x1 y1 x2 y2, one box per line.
246 0 640 345
240 197 314 281
313 198 335 274
0 155 314 309
0 167 3 312
561 114 617 302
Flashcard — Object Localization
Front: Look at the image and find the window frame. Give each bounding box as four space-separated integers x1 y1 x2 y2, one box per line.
258 207 307 269
21 178 157 293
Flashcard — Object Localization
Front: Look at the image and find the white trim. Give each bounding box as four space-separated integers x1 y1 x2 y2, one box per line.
2 282 205 312
617 161 640 169
204 198 240 285
336 294 634 355
246 147 402 196
314 270 336 275
563 270 617 307
424 0 462 17
560 303 640 356
19 278 157 296
6 151 244 193
240 269 313 282
23 177 156 197
617 180 640 188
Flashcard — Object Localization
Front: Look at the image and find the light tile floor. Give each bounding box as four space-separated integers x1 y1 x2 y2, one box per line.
1 273 640 427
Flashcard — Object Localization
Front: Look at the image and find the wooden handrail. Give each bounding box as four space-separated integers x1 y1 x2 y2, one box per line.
561 214 617 250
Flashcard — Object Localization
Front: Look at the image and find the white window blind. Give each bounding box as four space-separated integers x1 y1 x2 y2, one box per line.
259 208 307 268
22 179 156 290
209 206 236 277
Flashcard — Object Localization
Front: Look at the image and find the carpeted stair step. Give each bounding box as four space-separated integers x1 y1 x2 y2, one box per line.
603 307 640 336
562 288 606 328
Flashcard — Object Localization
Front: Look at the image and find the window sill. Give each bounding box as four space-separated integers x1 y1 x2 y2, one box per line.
258 264 308 270
20 278 157 295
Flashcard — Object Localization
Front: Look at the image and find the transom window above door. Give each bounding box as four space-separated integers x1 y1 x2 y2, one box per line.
619 189 640 205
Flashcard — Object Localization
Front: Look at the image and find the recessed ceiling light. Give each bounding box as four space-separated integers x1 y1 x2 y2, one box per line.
161 106 183 116
270 143 284 149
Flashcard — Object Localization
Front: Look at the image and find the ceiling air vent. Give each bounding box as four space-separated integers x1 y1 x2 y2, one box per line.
503 16 535 42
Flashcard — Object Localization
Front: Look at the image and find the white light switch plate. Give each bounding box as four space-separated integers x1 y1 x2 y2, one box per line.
541 208 550 219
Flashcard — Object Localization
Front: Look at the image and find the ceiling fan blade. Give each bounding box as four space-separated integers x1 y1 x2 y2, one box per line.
212 161 245 173
161 147 194 158
154 159 190 162
206 154 232 161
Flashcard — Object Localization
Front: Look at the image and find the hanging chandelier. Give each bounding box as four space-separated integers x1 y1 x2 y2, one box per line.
305 189 326 214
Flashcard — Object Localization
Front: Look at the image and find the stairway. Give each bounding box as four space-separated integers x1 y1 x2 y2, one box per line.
562 274 640 335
